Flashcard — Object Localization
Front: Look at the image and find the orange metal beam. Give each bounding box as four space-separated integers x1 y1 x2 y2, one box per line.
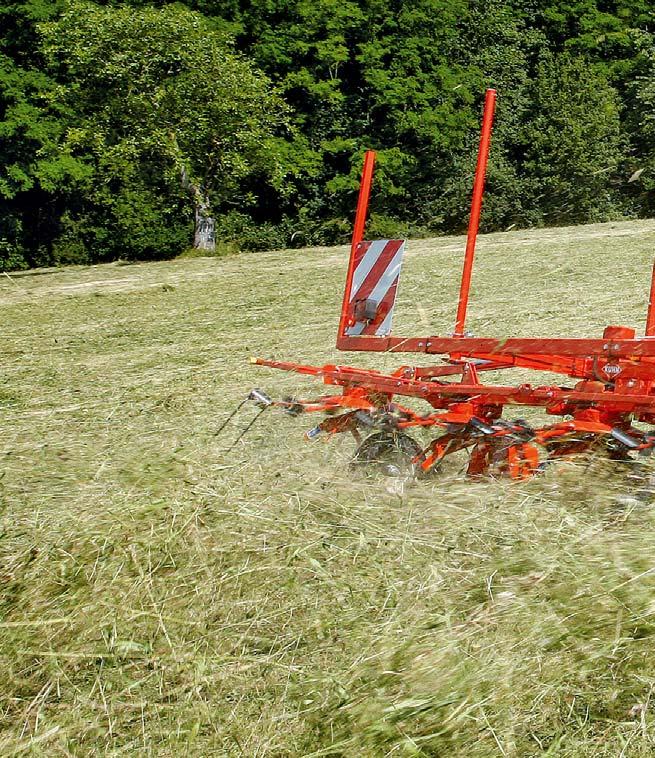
454 88 497 336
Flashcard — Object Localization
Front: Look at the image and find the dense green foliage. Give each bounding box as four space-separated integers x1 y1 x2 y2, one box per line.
1 0 655 268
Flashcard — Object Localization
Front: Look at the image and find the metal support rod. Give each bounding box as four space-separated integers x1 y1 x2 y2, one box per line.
223 406 270 454
215 398 249 437
647 259 655 336
454 89 497 337
351 150 376 251
338 150 376 340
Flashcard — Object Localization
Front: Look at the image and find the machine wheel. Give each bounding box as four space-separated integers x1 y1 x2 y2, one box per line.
352 431 424 478
618 458 655 503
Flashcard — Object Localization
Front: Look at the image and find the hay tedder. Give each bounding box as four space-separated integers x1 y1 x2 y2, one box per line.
227 89 655 481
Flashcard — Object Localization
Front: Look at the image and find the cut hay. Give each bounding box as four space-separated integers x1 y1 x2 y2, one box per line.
1 220 655 754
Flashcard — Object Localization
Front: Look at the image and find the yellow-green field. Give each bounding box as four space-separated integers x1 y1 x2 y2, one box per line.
2 220 655 756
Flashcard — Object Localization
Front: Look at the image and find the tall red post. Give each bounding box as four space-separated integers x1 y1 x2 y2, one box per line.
338 150 376 340
454 89 497 337
647 259 655 336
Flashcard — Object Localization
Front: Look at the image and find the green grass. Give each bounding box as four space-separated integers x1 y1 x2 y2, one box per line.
2 219 655 755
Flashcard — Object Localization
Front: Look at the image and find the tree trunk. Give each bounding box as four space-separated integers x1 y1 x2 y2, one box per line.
193 194 215 251
180 164 216 252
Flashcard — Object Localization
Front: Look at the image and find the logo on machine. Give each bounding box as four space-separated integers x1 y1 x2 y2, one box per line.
602 362 622 377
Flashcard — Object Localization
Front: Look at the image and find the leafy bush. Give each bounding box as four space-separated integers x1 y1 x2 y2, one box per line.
216 211 289 252
0 239 28 271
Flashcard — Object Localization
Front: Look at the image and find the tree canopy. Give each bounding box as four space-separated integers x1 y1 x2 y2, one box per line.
1 0 655 269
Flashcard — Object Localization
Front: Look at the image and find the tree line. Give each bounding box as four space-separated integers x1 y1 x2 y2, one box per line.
2 0 655 270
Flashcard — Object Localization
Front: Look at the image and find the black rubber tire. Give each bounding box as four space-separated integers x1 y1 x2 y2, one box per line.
352 431 424 478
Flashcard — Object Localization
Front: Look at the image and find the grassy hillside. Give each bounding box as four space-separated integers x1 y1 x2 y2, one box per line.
2 220 655 756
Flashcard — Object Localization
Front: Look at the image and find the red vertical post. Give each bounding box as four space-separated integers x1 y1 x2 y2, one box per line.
351 150 376 251
454 88 497 337
338 150 376 340
647 259 655 336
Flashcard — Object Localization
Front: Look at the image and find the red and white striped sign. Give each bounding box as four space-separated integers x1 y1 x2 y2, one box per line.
345 239 406 337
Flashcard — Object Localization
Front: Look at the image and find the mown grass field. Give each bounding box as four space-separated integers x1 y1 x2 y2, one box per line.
2 219 655 756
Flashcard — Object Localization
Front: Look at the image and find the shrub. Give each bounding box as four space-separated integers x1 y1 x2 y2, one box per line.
0 239 28 272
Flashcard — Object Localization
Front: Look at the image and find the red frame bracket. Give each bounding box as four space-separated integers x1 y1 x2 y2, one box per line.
336 90 655 359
